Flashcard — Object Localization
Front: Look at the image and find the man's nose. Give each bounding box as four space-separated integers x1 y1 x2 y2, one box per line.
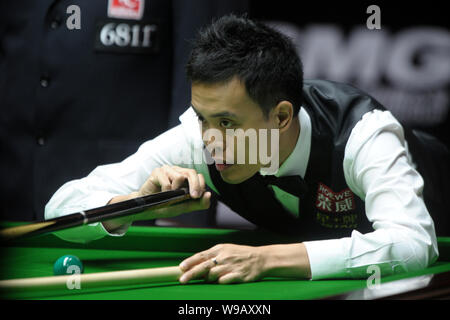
204 139 224 158
202 129 225 154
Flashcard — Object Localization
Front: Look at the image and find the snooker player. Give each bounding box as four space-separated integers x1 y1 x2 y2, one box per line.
45 14 448 283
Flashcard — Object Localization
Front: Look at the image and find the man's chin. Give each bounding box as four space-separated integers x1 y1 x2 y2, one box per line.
219 165 256 184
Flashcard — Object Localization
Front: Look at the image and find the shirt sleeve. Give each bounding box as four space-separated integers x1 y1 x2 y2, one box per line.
303 110 439 280
45 108 205 244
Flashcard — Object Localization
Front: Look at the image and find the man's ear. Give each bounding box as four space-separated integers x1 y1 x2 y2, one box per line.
273 101 294 132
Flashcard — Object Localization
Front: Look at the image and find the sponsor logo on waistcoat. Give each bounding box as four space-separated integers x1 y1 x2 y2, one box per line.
315 182 358 229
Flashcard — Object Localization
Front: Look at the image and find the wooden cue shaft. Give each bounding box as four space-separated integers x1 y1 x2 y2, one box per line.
0 188 191 241
0 266 182 293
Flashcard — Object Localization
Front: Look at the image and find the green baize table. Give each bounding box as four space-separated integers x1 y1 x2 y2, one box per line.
1 224 449 299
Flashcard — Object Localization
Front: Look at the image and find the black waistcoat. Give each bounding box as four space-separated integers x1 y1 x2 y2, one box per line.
206 80 389 240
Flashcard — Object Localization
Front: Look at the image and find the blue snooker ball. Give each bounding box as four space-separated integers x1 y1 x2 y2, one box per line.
53 255 84 275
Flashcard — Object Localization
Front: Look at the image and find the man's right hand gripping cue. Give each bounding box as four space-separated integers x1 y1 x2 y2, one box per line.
102 165 211 233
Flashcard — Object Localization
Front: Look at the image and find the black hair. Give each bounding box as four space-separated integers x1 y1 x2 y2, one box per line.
186 14 303 118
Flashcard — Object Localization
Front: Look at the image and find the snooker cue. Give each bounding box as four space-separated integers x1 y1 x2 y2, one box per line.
0 266 182 294
0 188 191 241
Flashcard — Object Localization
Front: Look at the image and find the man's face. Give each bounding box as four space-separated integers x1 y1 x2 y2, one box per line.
191 77 279 184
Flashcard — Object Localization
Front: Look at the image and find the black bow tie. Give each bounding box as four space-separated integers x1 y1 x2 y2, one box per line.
257 173 308 198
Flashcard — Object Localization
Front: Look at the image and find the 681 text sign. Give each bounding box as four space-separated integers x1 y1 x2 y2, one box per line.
95 20 159 54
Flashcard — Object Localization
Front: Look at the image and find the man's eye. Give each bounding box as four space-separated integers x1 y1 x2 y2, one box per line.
220 120 233 128
197 115 206 122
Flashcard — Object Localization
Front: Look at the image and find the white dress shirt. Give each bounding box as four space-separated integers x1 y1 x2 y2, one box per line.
45 107 439 280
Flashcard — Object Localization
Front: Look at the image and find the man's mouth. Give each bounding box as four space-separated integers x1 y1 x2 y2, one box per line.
214 159 234 172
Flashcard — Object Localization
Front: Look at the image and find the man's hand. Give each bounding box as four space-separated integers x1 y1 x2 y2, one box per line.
179 244 267 284
178 243 312 284
137 165 206 199
102 165 211 232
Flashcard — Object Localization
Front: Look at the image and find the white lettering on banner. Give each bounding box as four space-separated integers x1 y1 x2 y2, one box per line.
268 22 450 126
299 26 387 87
386 28 450 90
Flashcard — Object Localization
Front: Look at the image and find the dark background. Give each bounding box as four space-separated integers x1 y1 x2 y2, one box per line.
250 1 449 147
0 1 448 224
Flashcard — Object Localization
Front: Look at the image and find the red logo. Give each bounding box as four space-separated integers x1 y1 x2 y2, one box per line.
315 183 355 213
108 0 144 20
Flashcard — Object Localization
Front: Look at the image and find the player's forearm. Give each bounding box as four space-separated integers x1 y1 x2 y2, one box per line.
102 190 211 233
102 192 141 232
260 243 312 279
